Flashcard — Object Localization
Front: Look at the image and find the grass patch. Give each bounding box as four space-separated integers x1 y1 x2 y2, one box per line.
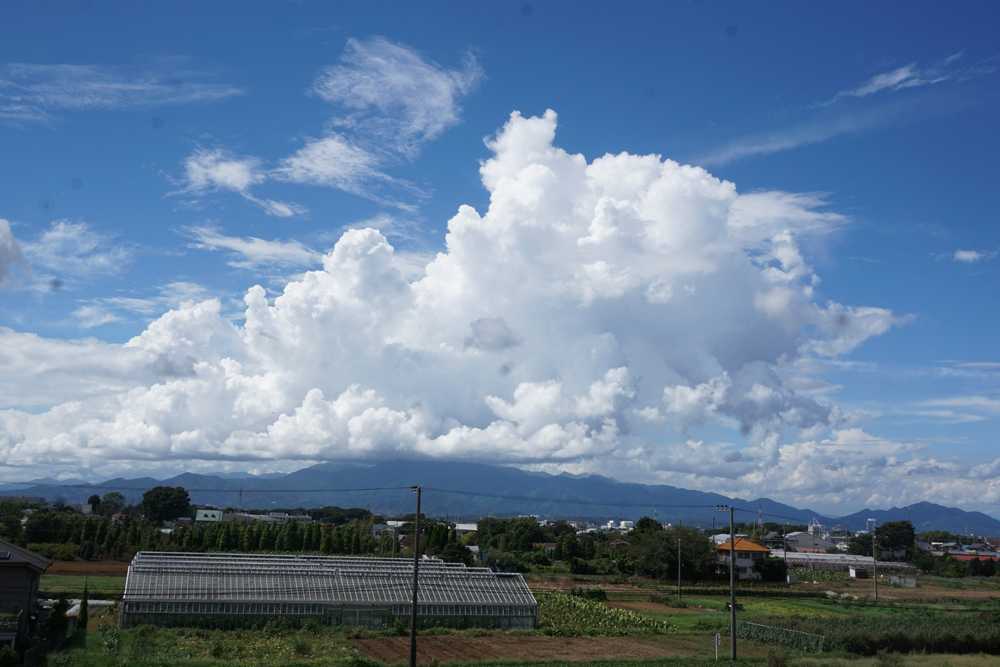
48 625 375 667
41 574 125 597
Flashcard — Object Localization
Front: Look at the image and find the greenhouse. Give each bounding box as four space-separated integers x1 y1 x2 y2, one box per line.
120 551 538 629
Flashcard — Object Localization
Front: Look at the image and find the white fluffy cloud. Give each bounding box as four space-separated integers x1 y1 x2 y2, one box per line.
3 109 956 509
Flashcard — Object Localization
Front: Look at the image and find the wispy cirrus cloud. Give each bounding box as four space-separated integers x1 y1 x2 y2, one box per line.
698 103 906 166
0 60 243 124
311 36 483 159
819 52 996 107
181 225 321 270
952 248 997 263
698 52 993 166
73 281 213 328
179 38 480 215
181 149 307 218
909 395 1000 424
22 220 132 286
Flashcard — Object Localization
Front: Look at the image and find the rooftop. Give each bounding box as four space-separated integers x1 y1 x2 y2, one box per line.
123 552 537 607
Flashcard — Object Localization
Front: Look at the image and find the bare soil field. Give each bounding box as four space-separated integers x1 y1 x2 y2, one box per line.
47 560 129 576
354 635 770 664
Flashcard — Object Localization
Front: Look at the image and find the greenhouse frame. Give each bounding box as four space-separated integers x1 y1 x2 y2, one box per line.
120 552 538 629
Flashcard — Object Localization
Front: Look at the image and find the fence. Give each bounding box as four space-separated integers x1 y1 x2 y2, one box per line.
736 620 825 652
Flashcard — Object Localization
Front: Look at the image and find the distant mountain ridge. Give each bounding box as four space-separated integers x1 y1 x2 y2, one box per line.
5 460 1000 535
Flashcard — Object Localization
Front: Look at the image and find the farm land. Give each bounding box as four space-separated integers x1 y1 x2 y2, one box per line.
45 565 1000 666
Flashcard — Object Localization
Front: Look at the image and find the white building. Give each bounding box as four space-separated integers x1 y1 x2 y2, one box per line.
194 508 222 523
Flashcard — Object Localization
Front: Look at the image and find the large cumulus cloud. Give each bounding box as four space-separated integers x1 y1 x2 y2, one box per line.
3 110 919 501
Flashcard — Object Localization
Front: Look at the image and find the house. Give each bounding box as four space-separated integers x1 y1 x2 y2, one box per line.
453 522 478 535
784 531 835 553
194 508 223 523
0 540 51 647
716 538 769 580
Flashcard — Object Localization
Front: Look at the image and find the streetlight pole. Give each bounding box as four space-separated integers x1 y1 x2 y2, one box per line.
409 485 422 667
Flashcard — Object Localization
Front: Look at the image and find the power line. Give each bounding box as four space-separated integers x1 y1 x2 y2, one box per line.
422 487 721 511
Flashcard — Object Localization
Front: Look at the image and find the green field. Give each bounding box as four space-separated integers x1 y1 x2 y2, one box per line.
40 574 126 597
44 578 1000 666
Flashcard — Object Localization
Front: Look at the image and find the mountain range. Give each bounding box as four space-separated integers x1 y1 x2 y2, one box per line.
4 460 999 535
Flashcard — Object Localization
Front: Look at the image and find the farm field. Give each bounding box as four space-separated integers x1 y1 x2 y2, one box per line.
43 568 1000 665
47 559 129 576
40 573 125 597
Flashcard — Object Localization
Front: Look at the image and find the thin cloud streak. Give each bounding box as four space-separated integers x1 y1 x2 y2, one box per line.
0 61 243 123
818 51 996 107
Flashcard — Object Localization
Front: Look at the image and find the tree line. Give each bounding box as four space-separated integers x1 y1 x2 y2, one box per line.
0 488 472 565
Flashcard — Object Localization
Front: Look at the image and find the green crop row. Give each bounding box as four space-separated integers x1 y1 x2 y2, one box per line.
536 592 672 636
750 610 1000 655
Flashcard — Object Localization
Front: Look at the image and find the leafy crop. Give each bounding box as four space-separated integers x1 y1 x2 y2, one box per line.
751 609 1000 655
536 592 672 636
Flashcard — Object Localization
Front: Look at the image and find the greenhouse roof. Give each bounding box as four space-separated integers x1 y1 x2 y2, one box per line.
123 552 537 607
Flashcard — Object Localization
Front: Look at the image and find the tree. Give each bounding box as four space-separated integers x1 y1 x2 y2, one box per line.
45 596 70 649
754 556 788 583
439 542 474 566
875 521 915 561
633 516 663 534
99 492 126 516
87 494 101 512
847 533 873 557
140 486 191 523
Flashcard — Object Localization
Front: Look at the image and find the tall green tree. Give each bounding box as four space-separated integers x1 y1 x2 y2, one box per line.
140 486 191 523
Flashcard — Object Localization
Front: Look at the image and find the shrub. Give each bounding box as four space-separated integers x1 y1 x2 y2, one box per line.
98 622 120 654
766 647 788 667
569 587 607 601
292 637 313 656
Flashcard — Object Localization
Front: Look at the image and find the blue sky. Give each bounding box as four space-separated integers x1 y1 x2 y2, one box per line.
1 1 999 515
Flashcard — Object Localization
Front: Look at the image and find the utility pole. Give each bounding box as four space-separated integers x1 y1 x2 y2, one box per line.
715 505 736 662
729 505 736 662
872 526 878 603
782 526 788 584
409 485 422 667
676 536 682 599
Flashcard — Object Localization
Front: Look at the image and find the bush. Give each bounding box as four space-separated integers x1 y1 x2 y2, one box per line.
98 622 120 654
569 587 607 601
0 647 17 667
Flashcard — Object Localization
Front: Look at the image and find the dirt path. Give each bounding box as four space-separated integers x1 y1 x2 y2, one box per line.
354 634 765 664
